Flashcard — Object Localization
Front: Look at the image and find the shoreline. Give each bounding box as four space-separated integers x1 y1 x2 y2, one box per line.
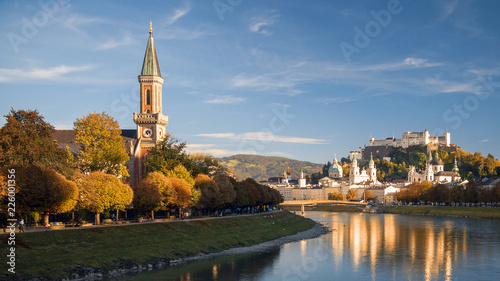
65 222 329 281
7 212 319 280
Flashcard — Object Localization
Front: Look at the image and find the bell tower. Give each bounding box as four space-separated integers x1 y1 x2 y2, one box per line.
133 22 168 180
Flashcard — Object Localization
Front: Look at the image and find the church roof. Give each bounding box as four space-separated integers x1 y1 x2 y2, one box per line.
141 23 161 77
53 129 137 155
435 171 460 176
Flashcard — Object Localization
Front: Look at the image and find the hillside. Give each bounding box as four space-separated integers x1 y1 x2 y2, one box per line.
216 154 324 182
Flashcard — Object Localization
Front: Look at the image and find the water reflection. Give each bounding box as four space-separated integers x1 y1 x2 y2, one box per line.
128 212 500 281
129 248 281 281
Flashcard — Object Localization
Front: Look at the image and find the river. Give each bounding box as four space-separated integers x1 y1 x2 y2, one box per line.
128 211 500 281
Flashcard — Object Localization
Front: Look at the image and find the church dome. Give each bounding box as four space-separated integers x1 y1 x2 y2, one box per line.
329 162 342 172
329 155 342 172
431 151 444 165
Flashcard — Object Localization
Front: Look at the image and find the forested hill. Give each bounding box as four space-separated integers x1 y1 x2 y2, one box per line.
216 154 323 182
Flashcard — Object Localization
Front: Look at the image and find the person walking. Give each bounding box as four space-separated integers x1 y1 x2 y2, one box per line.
19 219 25 233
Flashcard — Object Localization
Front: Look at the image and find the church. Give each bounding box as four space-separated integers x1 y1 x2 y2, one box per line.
125 23 168 184
53 23 168 184
407 151 461 183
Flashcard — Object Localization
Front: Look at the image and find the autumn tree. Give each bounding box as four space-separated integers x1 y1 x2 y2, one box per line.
77 172 133 224
347 189 358 201
233 180 261 209
450 185 465 203
0 109 70 172
165 164 194 186
133 172 176 220
194 174 222 214
8 165 78 225
213 174 236 209
328 192 344 201
166 177 192 217
74 112 129 177
425 184 450 203
188 153 226 177
363 190 376 202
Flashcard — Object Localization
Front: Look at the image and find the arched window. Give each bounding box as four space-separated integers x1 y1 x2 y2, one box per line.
146 89 151 105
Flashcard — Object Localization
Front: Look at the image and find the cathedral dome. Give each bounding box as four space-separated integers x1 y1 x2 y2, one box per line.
329 162 342 172
329 155 342 172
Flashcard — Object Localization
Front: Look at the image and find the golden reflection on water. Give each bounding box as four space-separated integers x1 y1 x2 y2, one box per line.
212 264 218 280
324 214 467 280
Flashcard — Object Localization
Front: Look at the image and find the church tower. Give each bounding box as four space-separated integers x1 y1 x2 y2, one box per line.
367 153 377 181
132 22 169 181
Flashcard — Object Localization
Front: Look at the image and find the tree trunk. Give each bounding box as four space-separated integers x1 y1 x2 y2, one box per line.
95 213 101 225
43 213 49 226
166 210 170 219
116 209 119 220
151 210 154 220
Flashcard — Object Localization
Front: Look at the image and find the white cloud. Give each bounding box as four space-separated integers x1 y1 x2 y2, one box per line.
440 0 459 21
159 28 209 40
248 11 279 36
197 132 328 145
479 139 489 143
185 143 292 158
315 97 357 105
0 65 95 82
404 57 442 68
97 34 134 50
205 95 246 104
61 13 104 30
166 2 191 25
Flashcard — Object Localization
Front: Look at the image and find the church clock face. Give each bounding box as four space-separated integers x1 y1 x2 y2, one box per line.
143 128 153 138
158 128 163 138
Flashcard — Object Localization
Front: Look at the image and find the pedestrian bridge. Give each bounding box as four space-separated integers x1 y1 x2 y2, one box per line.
279 200 374 213
280 200 367 207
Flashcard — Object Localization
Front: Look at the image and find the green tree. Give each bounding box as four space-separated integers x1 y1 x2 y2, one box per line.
145 133 189 174
164 164 194 186
8 165 78 226
188 153 226 177
74 112 129 177
77 172 133 224
410 152 428 169
0 109 70 172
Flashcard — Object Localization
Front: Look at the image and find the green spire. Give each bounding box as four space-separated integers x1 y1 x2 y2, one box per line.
141 22 161 77
369 153 374 165
452 158 459 173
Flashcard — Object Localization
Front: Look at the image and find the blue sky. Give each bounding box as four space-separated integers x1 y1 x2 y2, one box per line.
1 0 499 164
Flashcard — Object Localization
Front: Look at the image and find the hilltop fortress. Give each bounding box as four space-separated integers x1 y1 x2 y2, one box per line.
350 129 460 163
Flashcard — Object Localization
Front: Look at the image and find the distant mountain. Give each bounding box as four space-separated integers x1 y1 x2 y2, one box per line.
216 154 324 182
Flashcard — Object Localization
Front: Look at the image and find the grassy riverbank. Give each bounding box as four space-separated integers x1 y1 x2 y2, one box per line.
380 206 500 219
1 211 315 280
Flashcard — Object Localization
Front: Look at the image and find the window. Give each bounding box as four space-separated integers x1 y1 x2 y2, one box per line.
146 89 151 105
